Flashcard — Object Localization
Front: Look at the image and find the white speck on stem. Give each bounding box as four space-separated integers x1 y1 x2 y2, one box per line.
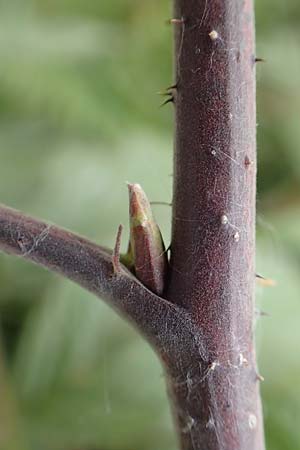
221 215 229 225
249 414 257 430
239 353 248 366
182 416 195 433
209 30 219 41
206 417 215 429
234 231 240 242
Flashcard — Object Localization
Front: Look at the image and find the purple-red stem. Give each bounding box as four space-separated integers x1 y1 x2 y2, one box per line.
164 0 265 449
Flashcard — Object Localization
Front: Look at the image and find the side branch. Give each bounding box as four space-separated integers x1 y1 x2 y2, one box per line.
0 204 200 364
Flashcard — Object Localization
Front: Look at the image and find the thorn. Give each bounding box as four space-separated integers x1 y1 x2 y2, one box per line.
167 17 185 25
150 201 172 207
166 83 178 91
256 372 265 382
255 273 264 279
157 91 173 97
255 308 271 317
158 84 178 97
160 96 174 107
244 155 253 167
112 224 123 273
255 57 266 63
256 273 276 287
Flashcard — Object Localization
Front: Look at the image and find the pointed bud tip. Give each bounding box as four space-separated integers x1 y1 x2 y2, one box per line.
126 183 152 225
127 182 142 197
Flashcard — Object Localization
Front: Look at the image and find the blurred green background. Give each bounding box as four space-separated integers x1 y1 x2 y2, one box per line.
0 1 299 449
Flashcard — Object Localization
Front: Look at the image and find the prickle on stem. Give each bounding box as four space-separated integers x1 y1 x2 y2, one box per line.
256 273 276 287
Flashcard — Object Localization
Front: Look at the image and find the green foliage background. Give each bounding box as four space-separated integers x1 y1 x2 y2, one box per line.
0 1 299 449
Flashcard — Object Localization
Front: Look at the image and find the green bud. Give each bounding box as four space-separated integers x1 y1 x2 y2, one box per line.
124 183 168 296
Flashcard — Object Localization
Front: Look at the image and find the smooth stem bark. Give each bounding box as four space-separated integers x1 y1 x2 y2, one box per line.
165 0 265 449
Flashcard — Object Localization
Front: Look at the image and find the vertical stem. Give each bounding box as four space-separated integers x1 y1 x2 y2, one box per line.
166 1 265 449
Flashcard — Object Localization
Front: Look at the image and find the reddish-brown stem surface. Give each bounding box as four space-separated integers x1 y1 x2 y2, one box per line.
0 205 192 355
165 0 265 449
